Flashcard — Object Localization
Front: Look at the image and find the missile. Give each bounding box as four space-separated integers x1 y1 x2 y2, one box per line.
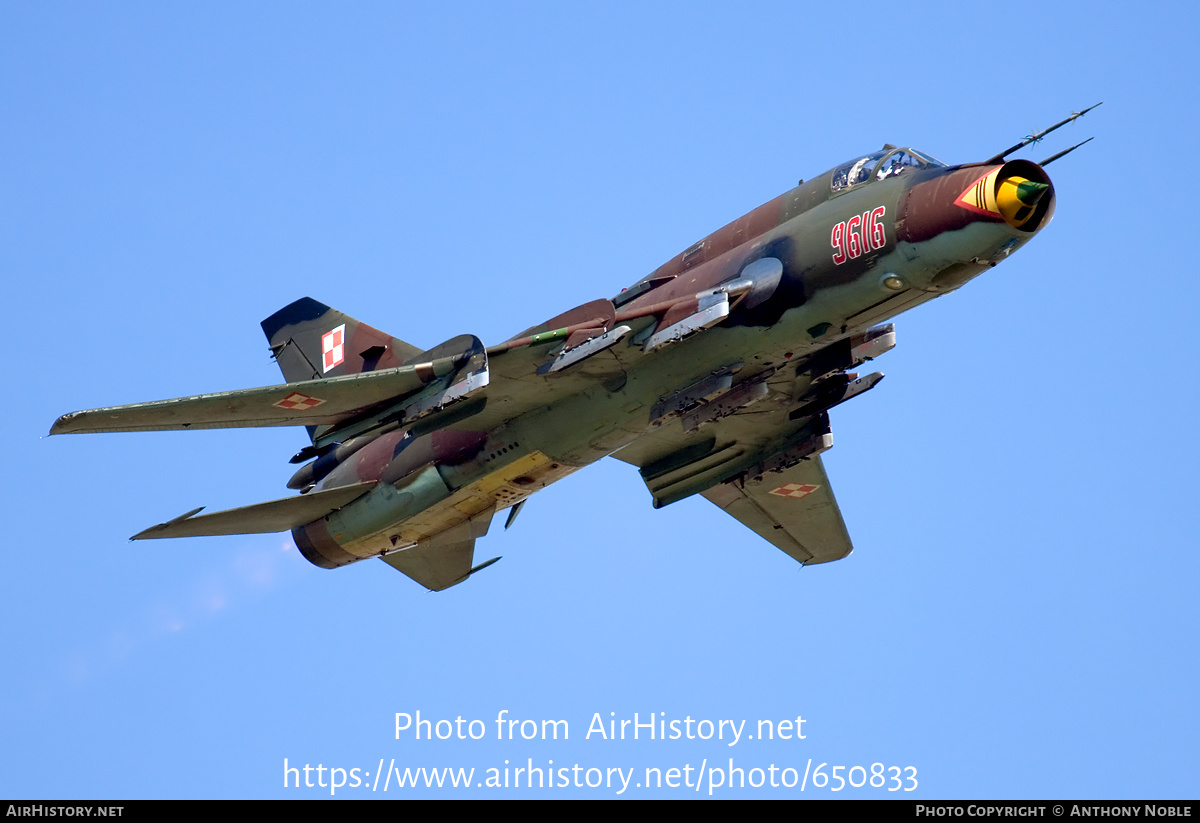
789 372 885 421
801 323 895 381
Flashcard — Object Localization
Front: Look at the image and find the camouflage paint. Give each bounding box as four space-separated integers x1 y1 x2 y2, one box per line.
55 124 1086 591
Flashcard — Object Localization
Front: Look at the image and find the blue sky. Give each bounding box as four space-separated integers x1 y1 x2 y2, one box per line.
4 1 1198 798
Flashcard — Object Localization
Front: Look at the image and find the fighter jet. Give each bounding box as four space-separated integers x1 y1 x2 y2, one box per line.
51 106 1098 591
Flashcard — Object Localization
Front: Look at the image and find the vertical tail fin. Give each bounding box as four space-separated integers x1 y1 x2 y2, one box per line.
261 298 423 383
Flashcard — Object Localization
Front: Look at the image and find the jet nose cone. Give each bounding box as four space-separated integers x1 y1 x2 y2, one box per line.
996 176 1050 228
1015 180 1050 205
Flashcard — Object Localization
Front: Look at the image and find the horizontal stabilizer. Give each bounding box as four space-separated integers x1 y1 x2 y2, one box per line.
381 539 475 592
378 506 495 591
131 482 375 540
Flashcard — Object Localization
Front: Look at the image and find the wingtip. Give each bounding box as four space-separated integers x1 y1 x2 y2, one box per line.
130 506 206 540
49 413 77 436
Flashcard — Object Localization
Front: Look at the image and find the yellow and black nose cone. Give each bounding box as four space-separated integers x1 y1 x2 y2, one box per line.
996 177 1050 228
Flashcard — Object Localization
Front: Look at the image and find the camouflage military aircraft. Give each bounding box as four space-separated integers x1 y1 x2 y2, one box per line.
51 106 1098 591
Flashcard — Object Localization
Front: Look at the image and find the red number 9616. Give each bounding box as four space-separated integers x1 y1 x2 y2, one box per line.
831 206 887 265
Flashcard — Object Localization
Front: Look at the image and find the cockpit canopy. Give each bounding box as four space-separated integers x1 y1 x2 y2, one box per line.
830 148 945 192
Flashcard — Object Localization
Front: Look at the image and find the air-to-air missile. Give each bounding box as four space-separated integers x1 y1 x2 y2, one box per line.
51 106 1099 591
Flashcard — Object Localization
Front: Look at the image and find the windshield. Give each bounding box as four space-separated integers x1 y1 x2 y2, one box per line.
831 148 946 192
876 150 925 180
910 149 946 167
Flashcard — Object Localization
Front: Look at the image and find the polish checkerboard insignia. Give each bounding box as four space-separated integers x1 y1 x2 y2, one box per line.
768 482 819 499
322 325 346 373
273 392 325 411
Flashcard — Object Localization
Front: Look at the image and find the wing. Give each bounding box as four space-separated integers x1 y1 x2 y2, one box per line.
51 289 741 442
50 294 648 441
51 335 489 444
613 402 853 565
700 454 850 564
52 368 442 433
613 325 893 566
